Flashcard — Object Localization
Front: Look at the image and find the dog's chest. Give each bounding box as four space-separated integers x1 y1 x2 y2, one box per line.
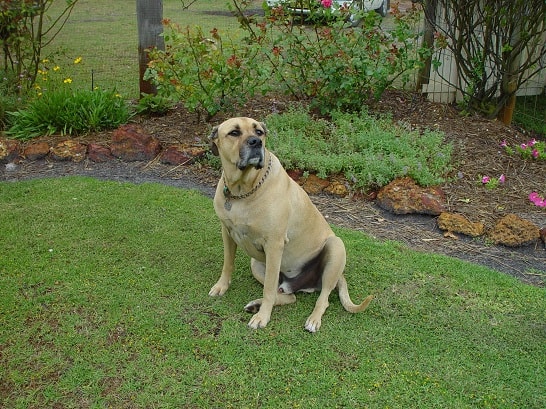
222 217 266 259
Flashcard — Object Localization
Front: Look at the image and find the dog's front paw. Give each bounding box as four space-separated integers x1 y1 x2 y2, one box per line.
304 315 322 333
208 279 230 296
248 311 270 329
243 299 262 314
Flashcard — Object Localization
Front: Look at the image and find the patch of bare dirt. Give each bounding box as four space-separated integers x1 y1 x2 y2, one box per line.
3 91 545 285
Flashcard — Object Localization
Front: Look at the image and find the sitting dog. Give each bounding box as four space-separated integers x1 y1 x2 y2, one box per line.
208 117 373 332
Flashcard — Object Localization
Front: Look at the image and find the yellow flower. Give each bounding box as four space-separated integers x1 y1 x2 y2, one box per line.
63 78 72 84
42 59 49 63
53 66 61 71
74 56 82 64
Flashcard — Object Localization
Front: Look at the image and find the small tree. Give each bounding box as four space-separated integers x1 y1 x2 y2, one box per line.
0 0 79 93
423 0 546 122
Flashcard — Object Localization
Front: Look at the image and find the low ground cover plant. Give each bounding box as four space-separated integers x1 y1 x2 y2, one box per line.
265 106 452 189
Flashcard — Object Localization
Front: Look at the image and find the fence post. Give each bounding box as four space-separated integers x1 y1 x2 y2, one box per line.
415 0 437 94
137 0 165 98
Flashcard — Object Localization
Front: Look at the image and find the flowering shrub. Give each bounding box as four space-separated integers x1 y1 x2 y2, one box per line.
237 0 430 113
146 1 431 118
145 22 270 121
7 58 131 140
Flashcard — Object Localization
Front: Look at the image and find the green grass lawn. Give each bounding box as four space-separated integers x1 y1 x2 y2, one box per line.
46 0 246 98
1 177 544 408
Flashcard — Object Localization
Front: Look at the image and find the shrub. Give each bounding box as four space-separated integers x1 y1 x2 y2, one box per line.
145 23 271 121
265 106 452 190
234 0 430 113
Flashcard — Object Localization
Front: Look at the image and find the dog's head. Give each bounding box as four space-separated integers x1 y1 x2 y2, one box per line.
208 117 268 170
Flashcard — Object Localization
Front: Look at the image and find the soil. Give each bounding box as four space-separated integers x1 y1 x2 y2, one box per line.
2 91 545 286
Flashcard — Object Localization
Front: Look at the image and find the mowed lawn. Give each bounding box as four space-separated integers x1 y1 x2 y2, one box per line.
0 177 544 408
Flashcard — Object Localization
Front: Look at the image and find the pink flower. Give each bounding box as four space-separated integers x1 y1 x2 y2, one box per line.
500 140 508 148
520 143 527 150
528 139 537 147
532 149 539 159
498 174 506 184
529 192 546 207
481 176 490 184
321 0 333 7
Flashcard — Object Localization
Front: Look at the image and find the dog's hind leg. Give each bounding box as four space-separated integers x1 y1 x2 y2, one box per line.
304 236 346 332
244 258 296 314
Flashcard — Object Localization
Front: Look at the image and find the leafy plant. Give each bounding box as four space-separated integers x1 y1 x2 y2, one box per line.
7 88 131 140
135 92 176 116
145 22 271 121
6 57 131 140
232 0 430 113
265 106 452 189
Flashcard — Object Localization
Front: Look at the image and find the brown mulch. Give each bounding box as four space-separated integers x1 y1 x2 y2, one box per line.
3 91 545 285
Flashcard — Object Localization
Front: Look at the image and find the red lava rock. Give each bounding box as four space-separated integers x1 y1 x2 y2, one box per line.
49 140 87 162
437 212 485 237
487 214 540 247
24 141 50 160
88 143 114 163
376 177 446 216
301 174 330 194
160 145 205 165
286 169 304 184
110 124 161 161
0 138 20 164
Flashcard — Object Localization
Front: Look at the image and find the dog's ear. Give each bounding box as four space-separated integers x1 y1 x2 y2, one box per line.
208 125 219 156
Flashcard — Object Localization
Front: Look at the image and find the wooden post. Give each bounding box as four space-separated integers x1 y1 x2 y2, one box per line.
137 0 165 97
415 0 437 93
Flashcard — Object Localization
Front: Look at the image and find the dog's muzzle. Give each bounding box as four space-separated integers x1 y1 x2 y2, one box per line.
237 136 265 170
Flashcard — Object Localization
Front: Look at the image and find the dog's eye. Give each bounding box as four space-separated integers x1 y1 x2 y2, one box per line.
255 129 264 136
228 130 241 137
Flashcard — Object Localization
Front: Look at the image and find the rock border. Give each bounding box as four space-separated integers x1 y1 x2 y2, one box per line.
2 127 545 249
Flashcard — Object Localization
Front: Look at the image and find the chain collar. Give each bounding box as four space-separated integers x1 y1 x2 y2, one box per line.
223 154 271 210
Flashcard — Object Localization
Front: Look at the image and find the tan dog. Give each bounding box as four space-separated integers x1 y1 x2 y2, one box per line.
208 117 373 332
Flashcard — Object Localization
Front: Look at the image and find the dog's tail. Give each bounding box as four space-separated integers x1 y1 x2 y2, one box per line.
337 276 373 313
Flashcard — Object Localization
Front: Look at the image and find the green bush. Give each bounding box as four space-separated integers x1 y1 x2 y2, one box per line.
265 106 452 189
235 0 430 113
7 88 131 140
145 24 271 121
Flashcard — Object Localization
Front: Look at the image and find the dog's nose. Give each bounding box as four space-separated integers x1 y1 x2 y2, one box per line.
247 136 262 148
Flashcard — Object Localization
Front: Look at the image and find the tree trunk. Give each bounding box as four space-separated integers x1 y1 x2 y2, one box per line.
137 0 165 97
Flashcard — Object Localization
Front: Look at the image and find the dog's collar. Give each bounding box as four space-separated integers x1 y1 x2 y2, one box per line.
222 154 272 211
